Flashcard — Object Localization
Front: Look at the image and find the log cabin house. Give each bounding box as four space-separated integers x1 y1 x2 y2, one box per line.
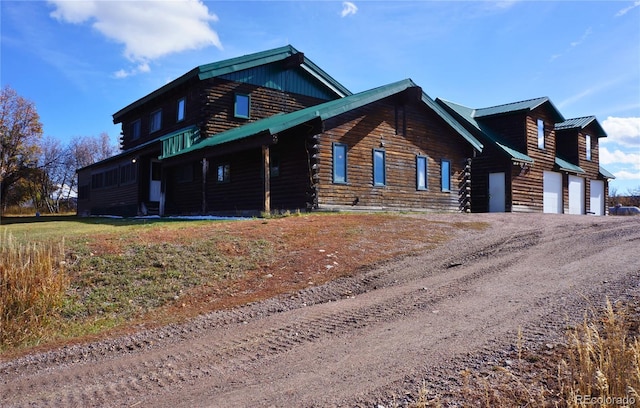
437 97 614 214
77 45 614 217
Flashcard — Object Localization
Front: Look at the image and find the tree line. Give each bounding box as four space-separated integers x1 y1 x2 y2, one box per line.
0 86 117 214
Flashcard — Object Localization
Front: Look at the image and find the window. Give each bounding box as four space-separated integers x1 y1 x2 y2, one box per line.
373 149 386 186
120 162 137 184
131 119 141 140
441 159 451 192
270 151 280 177
537 119 545 149
217 164 230 183
177 98 186 122
585 134 592 161
104 168 119 187
91 173 104 189
150 109 162 133
234 94 250 119
333 143 347 184
416 155 428 190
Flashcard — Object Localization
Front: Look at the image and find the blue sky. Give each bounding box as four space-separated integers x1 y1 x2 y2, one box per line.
2 0 639 193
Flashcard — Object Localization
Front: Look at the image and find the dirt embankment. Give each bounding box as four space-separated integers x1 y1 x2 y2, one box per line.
1 213 639 407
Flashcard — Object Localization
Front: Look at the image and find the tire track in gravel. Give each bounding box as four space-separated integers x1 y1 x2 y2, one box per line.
2 215 639 407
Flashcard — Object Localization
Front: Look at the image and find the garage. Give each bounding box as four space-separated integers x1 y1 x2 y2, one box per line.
568 175 585 214
543 171 563 213
589 180 605 216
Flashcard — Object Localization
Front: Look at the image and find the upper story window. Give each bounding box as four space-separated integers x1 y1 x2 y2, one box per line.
177 97 186 122
537 119 545 149
416 155 428 190
131 119 141 140
585 134 592 161
441 159 451 192
373 149 386 187
150 109 162 133
234 94 250 119
333 143 347 184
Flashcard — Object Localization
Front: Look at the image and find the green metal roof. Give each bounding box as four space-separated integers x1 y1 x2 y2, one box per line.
474 96 564 122
555 157 585 174
159 79 483 160
599 166 616 179
436 98 534 163
555 116 607 138
113 45 351 122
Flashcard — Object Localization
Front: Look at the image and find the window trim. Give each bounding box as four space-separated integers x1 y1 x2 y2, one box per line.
150 109 162 133
537 119 545 149
234 93 250 119
441 159 451 192
373 148 386 187
416 155 428 191
177 97 186 122
332 143 348 184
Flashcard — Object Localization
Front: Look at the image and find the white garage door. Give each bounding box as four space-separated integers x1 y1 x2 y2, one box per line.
543 171 563 214
568 175 585 215
590 180 605 216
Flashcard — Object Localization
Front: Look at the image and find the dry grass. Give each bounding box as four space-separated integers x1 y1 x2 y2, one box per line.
0 231 69 350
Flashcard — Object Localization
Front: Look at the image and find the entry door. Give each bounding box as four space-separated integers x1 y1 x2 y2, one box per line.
149 161 162 202
488 172 506 212
568 175 585 215
589 180 604 216
543 171 562 214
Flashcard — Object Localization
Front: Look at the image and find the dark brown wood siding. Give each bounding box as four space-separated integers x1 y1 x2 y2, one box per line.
315 98 474 211
76 159 140 217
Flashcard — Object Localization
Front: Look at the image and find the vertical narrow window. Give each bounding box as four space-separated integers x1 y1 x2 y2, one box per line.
131 119 141 140
585 134 592 161
177 97 186 122
270 151 280 177
416 155 428 190
150 109 162 133
332 143 347 184
373 149 386 186
234 94 250 119
217 164 230 183
441 159 451 192
537 119 545 149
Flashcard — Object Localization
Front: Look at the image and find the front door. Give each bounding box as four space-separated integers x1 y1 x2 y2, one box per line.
488 172 506 212
149 161 161 202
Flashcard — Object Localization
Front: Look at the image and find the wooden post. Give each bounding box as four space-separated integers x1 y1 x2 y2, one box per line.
201 157 208 214
262 145 271 214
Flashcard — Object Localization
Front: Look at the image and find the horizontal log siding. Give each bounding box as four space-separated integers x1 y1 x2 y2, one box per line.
316 99 473 212
164 161 203 215
200 79 330 138
78 168 139 216
269 131 313 211
480 114 527 153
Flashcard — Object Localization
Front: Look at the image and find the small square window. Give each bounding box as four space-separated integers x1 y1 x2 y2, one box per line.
333 143 347 184
131 119 141 140
537 119 545 149
416 155 428 190
217 164 230 183
441 159 451 192
177 98 186 122
373 149 386 186
234 94 250 119
585 134 592 161
150 110 162 133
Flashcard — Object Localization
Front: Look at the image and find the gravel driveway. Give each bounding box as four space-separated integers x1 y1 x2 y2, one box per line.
1 213 639 407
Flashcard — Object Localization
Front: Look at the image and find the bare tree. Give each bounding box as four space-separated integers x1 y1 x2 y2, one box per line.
64 133 118 199
0 86 43 211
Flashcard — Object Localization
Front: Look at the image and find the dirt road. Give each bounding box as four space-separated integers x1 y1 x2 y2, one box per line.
2 213 639 407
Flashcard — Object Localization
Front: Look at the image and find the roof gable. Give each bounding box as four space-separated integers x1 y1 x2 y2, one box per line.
555 116 607 138
113 45 350 122
475 97 564 122
160 79 483 159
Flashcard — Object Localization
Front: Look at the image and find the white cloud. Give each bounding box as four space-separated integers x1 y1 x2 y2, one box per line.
113 62 151 79
612 169 640 181
600 147 640 168
570 27 592 47
341 2 358 17
601 117 640 147
616 1 640 17
48 0 222 66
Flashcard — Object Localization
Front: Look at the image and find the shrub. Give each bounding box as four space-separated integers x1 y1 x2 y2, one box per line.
0 231 68 349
